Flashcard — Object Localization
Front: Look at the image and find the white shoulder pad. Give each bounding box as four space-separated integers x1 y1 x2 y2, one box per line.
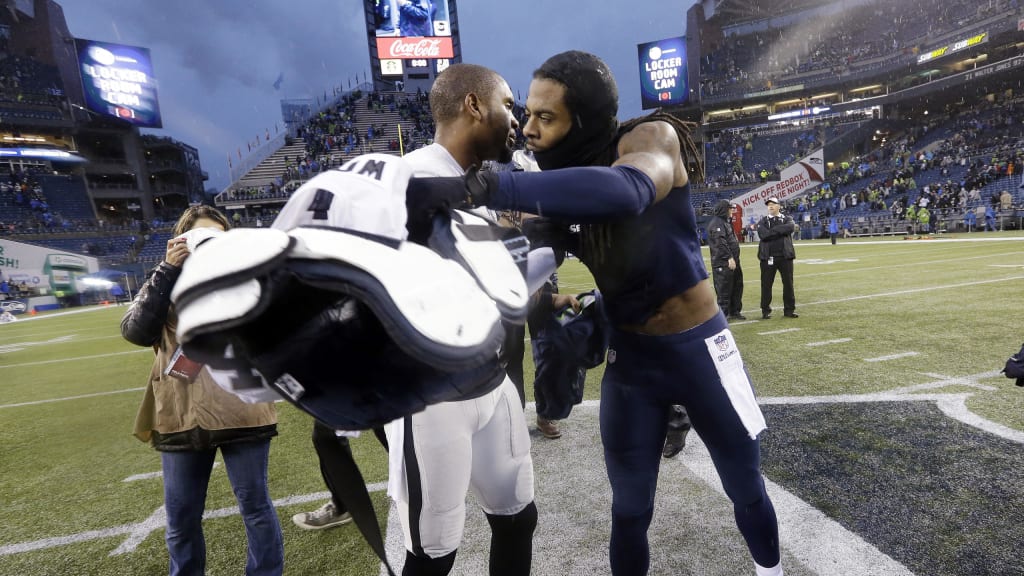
172 228 292 344
176 279 262 345
175 227 225 252
172 228 292 303
272 153 411 240
288 226 501 351
434 209 530 324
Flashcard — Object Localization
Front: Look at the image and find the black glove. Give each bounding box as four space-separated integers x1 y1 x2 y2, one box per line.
406 168 499 242
521 217 565 247
521 217 570 266
406 166 498 212
464 165 498 207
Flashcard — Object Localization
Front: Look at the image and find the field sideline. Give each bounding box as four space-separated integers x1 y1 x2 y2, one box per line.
2 233 1023 575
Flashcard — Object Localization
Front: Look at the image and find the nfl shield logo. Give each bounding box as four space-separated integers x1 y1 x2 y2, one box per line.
607 349 617 364
714 334 729 352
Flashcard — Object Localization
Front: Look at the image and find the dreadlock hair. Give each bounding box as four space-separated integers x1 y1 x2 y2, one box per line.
579 110 704 267
617 110 704 183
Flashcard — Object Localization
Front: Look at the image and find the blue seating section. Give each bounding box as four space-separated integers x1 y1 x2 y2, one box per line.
37 175 95 221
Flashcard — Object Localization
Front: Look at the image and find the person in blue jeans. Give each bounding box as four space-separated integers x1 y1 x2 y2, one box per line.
122 205 283 576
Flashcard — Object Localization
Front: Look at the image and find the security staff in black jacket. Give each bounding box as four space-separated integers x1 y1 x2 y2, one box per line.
706 199 745 321
757 197 798 319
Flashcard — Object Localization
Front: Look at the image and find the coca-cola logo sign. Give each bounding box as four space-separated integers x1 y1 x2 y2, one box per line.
376 37 454 60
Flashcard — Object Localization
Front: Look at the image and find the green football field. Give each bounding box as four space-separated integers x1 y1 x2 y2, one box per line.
1 233 1023 576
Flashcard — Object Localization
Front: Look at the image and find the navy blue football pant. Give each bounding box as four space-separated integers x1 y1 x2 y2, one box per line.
600 312 780 575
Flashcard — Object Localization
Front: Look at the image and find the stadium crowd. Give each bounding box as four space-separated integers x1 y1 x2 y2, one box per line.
699 0 1015 100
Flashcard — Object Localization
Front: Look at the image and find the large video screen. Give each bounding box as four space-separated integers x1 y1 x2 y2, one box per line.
637 36 688 110
75 38 162 128
370 0 451 37
371 0 454 60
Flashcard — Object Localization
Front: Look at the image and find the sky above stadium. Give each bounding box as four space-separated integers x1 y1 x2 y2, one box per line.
57 0 697 191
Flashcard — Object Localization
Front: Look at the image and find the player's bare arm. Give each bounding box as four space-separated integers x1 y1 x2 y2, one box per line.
613 120 688 202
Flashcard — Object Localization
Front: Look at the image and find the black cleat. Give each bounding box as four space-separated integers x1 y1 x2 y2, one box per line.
762 312 772 320
729 313 748 321
784 312 799 318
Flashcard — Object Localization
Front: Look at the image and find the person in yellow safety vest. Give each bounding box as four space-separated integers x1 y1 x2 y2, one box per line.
918 206 931 235
905 204 917 235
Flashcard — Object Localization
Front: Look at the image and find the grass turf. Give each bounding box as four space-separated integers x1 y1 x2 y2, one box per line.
1 232 1022 575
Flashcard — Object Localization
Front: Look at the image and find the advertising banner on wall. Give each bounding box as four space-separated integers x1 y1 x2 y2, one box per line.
916 32 988 65
0 239 98 297
728 148 825 221
376 36 454 60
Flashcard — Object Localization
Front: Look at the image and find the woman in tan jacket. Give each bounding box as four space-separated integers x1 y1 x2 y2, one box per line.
122 206 283 576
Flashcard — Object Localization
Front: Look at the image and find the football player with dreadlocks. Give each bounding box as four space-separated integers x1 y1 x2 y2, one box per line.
408 50 783 576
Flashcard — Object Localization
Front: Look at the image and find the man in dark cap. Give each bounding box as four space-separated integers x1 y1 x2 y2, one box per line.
757 197 798 319
707 199 745 321
407 50 783 576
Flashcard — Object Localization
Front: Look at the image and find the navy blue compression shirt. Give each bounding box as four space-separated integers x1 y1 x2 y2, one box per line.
485 157 706 325
575 182 707 326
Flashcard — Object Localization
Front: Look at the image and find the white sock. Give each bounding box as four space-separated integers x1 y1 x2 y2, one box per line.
755 561 783 576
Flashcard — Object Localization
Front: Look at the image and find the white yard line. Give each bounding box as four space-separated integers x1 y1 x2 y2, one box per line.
935 395 1024 444
728 319 761 326
0 328 94 343
0 484 388 557
682 433 916 576
864 352 920 362
888 371 1002 394
121 471 163 483
0 334 75 354
0 387 145 409
806 338 852 347
758 327 802 335
123 463 221 483
0 305 120 324
0 333 124 353
792 250 1024 279
759 392 973 405
801 275 1024 307
0 348 149 369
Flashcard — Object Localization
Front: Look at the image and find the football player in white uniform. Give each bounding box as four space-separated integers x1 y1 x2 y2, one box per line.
385 63 537 576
